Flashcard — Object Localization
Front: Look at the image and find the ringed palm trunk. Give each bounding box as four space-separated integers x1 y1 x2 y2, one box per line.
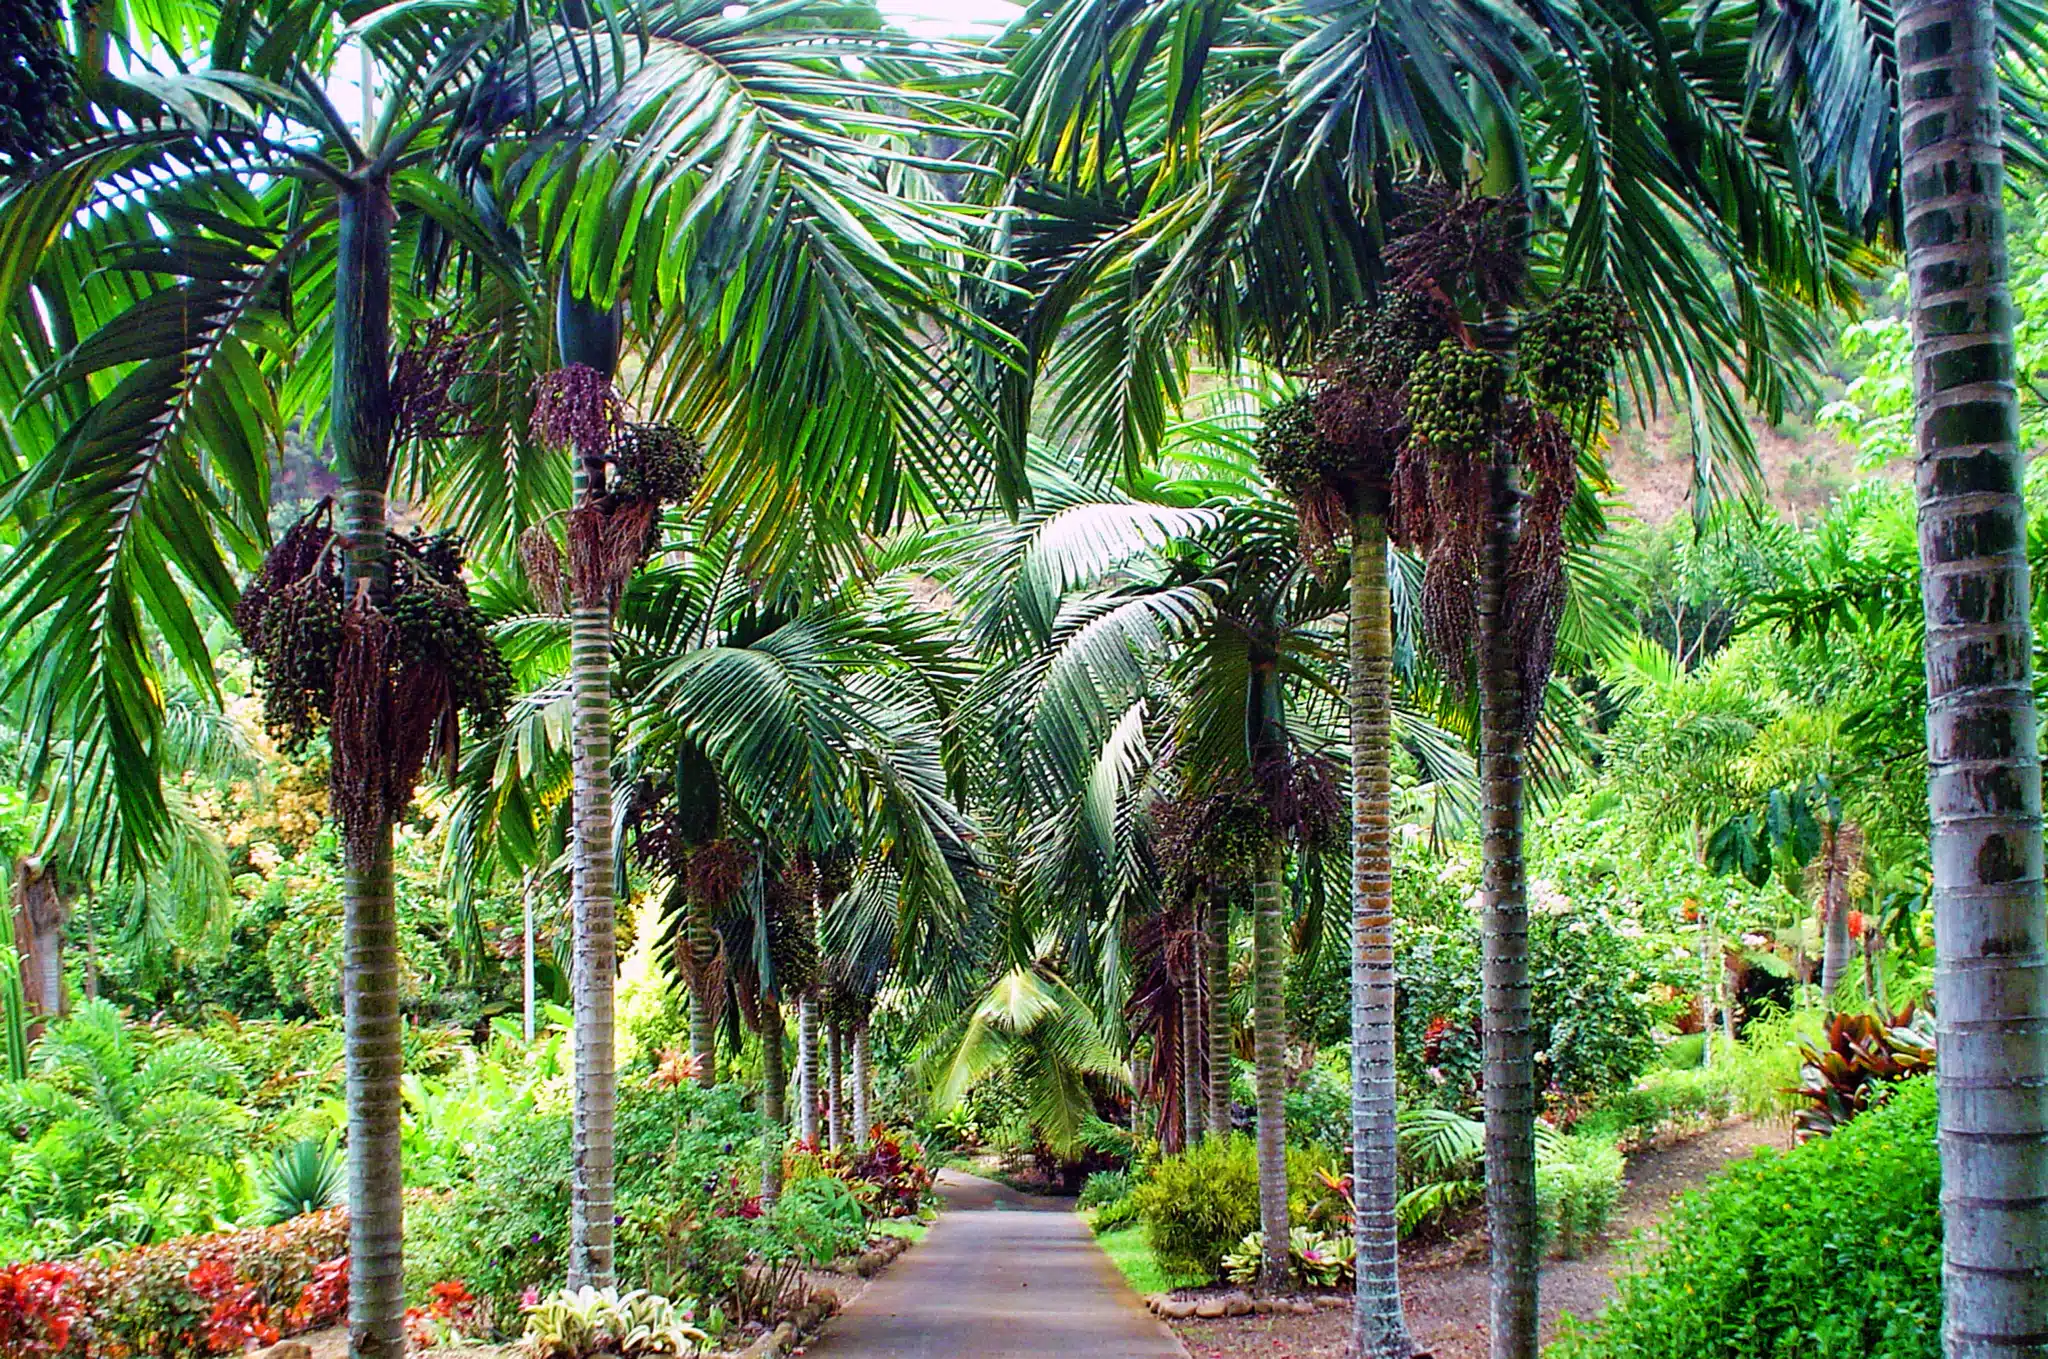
1350 504 1413 1357
851 1021 872 1142
798 997 821 1144
828 1017 848 1150
1251 840 1290 1291
558 276 626 1292
1182 960 1203 1147
761 998 788 1202
690 902 719 1087
1476 454 1538 1359
1818 822 1852 1000
334 180 405 1359
1898 1 2048 1349
566 528 619 1289
1208 889 1233 1137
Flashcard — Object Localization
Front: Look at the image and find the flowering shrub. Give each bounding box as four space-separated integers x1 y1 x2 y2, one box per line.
847 1128 935 1219
404 1279 492 1350
0 1262 81 1358
61 1206 348 1358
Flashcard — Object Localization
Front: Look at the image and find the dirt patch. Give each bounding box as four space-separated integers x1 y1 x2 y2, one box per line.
1169 1119 1789 1359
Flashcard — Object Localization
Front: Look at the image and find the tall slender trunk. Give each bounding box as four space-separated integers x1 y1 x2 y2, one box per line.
828 1017 848 1151
521 872 536 1044
690 902 718 1087
1477 455 1537 1359
1900 1 2048 1349
1251 840 1290 1291
760 999 787 1202
1350 505 1413 1358
851 1021 872 1142
1819 824 1852 1000
567 548 618 1289
334 182 404 1359
798 997 821 1145
1181 961 1203 1148
1207 890 1233 1137
80 893 96 1002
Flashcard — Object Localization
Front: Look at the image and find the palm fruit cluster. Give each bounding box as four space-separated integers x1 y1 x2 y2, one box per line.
1317 289 1445 391
1520 288 1630 414
235 510 344 756
1152 774 1274 898
1405 340 1504 455
387 530 514 735
1254 394 1330 502
530 364 620 464
236 506 511 755
764 857 822 999
1 0 75 167
611 422 702 505
390 320 486 445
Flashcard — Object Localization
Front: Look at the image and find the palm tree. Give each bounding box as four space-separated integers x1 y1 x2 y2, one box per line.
1742 0 2048 1338
2 1 1010 1347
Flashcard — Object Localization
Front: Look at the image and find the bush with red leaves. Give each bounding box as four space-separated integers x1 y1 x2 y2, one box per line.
0 1262 81 1358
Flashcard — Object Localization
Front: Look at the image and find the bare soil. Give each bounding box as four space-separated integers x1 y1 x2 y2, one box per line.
1168 1119 1788 1359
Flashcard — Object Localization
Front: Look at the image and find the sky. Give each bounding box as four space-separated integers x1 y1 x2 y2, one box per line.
879 0 1022 37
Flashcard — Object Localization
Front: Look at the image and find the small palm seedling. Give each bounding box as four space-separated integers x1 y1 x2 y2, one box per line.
256 1137 343 1224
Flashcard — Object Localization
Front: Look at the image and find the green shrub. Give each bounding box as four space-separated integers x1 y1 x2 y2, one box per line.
1077 1170 1133 1211
1398 914 1657 1108
1283 1051 1351 1152
1659 1034 1705 1070
408 1077 764 1326
1538 1135 1625 1259
1578 1068 1738 1145
1130 1136 1334 1281
1552 1078 1938 1359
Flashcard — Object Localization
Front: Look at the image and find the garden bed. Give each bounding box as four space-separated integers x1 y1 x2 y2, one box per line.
1155 1120 1785 1359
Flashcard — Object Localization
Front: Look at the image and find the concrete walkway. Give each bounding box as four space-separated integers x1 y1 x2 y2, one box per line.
805 1169 1185 1359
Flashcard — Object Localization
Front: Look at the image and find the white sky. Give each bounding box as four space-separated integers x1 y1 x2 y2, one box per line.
880 0 1023 37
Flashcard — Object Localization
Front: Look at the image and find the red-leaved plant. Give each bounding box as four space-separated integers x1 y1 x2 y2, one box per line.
0 1262 81 1358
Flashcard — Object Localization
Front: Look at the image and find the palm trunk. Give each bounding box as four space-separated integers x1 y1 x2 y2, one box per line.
566 563 618 1289
521 872 536 1044
798 997 821 1145
1477 455 1537 1359
334 182 404 1359
1819 824 1851 1000
760 999 787 1203
851 1021 872 1142
1900 1 2048 1349
828 1017 848 1151
1251 839 1290 1292
690 903 719 1087
1182 961 1203 1147
1350 505 1413 1357
1208 890 1232 1137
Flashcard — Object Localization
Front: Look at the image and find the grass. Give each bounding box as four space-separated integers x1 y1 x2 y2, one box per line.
871 1218 928 1243
1087 1217 1208 1296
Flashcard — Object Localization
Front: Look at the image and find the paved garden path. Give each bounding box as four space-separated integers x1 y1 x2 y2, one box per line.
807 1169 1185 1359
